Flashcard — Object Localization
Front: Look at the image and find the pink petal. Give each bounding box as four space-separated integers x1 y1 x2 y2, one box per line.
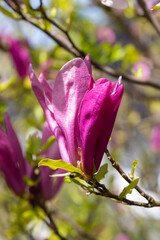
101 0 129 9
84 54 92 75
0 141 26 195
9 38 30 78
52 58 90 165
79 78 123 174
4 113 27 176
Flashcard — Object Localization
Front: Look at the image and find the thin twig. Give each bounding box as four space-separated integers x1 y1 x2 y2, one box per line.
105 149 155 204
51 210 96 240
38 202 67 240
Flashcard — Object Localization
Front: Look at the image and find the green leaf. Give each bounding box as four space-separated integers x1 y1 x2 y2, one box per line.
131 159 138 178
39 159 82 174
119 177 139 199
0 77 15 93
64 176 73 183
40 135 56 153
151 3 160 11
95 163 108 182
0 6 19 19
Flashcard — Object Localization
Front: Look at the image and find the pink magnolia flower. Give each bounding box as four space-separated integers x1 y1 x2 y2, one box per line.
101 0 160 10
114 233 130 240
29 55 123 175
132 61 152 81
0 114 63 200
150 125 160 153
0 113 29 195
9 38 30 78
97 26 116 44
101 0 129 9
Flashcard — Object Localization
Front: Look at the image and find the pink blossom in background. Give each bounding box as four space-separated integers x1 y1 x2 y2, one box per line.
100 0 160 10
114 233 130 240
0 113 29 195
150 125 160 153
30 55 123 175
100 0 129 9
9 38 30 79
97 26 116 44
0 114 63 200
132 61 152 81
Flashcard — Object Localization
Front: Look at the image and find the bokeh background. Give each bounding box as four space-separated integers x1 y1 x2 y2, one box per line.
0 0 160 239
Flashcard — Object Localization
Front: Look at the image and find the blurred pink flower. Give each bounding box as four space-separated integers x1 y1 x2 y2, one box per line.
9 38 30 78
132 61 152 81
100 0 129 9
30 55 123 175
101 0 160 10
0 114 63 200
97 26 116 44
115 233 130 240
150 125 160 153
0 113 29 195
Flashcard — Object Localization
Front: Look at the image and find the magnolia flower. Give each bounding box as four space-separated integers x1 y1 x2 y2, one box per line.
101 0 160 10
9 38 30 78
101 0 129 9
0 114 63 200
150 125 160 153
30 55 123 175
132 61 151 81
97 26 116 44
0 113 29 195
114 233 130 240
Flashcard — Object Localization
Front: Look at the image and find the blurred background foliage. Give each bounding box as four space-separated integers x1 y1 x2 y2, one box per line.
0 0 160 239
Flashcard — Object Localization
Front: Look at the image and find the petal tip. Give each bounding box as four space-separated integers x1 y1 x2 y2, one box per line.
118 76 122 85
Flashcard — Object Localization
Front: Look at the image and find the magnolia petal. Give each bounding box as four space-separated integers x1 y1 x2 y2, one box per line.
84 54 92 75
101 0 129 9
4 113 27 175
40 167 64 200
79 79 123 174
52 58 90 165
0 141 26 195
29 66 58 132
9 38 30 78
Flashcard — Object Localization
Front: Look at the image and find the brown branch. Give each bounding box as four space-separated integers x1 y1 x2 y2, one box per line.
51 210 96 240
105 149 155 204
38 202 67 240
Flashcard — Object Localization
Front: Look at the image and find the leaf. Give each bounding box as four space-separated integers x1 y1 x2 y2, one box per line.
95 163 108 182
131 159 138 178
0 6 19 19
40 135 56 153
39 159 82 174
0 77 15 93
119 177 139 199
64 176 73 183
